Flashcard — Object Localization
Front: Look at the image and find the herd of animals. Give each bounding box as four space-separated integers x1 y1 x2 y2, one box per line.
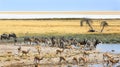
0 33 17 40
0 33 101 50
0 33 120 67
16 45 120 67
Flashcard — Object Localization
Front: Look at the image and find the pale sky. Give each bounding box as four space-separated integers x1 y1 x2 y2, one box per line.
0 14 120 19
0 0 120 11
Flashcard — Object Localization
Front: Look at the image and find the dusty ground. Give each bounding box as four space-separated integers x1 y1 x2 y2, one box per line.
0 43 119 67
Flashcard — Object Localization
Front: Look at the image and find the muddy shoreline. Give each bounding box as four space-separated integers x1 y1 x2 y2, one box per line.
0 44 119 67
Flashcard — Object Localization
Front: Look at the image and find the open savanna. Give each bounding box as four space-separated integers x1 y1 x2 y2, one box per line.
0 19 120 36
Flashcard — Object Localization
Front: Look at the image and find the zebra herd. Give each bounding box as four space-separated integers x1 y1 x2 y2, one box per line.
24 36 102 50
0 33 102 50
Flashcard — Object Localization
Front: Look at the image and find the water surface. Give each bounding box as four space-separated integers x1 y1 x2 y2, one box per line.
97 44 120 54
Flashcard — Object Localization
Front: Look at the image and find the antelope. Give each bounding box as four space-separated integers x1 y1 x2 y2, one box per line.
109 58 119 65
83 51 91 57
59 56 67 63
7 51 12 54
22 49 30 56
103 52 113 60
37 49 41 55
34 56 44 63
72 57 79 64
6 51 13 57
105 58 119 66
65 45 73 49
79 56 88 63
35 46 41 54
17 46 21 53
56 49 64 54
34 63 40 67
80 45 85 49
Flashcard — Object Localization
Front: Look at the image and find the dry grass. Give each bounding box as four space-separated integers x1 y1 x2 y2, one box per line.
0 19 120 36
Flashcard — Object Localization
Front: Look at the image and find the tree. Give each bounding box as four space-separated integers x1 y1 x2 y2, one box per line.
100 21 108 32
80 18 93 30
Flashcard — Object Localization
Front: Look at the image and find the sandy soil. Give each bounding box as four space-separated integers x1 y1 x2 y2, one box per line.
0 44 119 67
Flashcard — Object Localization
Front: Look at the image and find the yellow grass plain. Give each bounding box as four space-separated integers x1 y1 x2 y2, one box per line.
0 19 120 36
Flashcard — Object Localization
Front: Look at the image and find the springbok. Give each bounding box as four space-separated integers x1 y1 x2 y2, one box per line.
103 52 113 60
106 57 119 66
65 45 73 49
72 57 79 64
34 63 40 67
59 56 67 63
35 46 41 54
56 49 64 54
34 56 44 63
79 56 88 63
22 49 30 56
83 51 91 57
109 58 119 65
17 46 21 53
